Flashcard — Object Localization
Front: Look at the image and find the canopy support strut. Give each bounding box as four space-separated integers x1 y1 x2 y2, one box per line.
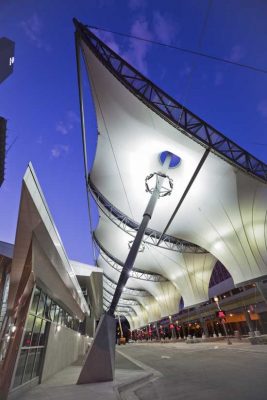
77 154 173 384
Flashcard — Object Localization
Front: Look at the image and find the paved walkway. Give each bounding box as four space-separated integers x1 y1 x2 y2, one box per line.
11 351 151 400
10 341 267 400
118 341 267 400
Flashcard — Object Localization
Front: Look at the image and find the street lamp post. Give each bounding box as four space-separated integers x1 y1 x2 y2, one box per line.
214 296 232 345
175 321 179 339
154 323 160 341
77 152 177 384
169 315 175 340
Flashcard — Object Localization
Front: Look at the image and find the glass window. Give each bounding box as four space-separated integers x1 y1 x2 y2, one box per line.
32 349 42 378
39 320 47 346
66 315 73 329
50 302 56 321
23 349 36 383
36 292 46 317
58 309 63 325
54 305 60 323
61 310 66 326
15 286 79 389
44 296 52 320
13 349 28 388
31 318 42 346
30 288 40 315
23 314 35 347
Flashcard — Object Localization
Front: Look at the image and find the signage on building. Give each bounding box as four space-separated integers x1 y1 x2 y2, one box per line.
216 310 226 318
0 37 15 84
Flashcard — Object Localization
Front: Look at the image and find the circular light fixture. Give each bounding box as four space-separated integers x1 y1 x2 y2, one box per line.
145 172 173 197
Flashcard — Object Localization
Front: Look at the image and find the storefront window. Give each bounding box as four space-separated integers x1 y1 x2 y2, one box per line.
54 305 60 323
50 302 56 321
13 349 28 387
32 349 42 378
23 314 35 347
44 296 51 320
31 317 43 346
22 349 37 383
36 292 46 317
13 286 81 388
30 287 40 315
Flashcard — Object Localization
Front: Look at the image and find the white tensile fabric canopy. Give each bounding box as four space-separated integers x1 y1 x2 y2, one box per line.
78 26 267 329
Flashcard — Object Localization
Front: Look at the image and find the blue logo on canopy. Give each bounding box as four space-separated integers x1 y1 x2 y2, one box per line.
159 151 181 168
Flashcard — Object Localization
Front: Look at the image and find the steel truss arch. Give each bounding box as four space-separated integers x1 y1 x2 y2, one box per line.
103 273 149 297
89 178 206 254
74 20 267 183
103 295 136 315
103 287 140 306
116 307 133 314
94 234 167 282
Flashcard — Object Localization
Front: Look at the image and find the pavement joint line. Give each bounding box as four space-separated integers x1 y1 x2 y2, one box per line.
115 347 162 399
119 374 160 400
116 348 163 379
116 371 154 395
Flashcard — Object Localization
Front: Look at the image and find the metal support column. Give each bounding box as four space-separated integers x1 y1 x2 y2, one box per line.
214 297 232 344
75 31 96 262
243 306 254 336
108 154 172 316
77 154 173 384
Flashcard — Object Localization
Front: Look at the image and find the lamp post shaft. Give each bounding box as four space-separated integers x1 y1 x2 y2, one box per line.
215 300 232 345
108 155 171 315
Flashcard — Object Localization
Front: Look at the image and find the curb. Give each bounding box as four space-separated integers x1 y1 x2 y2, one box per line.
117 371 154 393
115 349 162 399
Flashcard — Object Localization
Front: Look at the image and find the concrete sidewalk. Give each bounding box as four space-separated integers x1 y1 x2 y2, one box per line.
11 350 154 400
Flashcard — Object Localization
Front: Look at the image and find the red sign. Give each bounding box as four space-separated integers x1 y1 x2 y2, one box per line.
216 310 226 318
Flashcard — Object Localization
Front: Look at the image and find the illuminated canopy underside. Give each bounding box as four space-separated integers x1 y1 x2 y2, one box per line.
78 25 267 328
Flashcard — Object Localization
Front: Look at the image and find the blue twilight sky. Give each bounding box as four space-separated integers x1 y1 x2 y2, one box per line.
0 0 267 265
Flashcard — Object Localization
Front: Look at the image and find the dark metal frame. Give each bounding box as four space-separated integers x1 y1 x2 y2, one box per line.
103 296 135 315
75 31 96 261
89 177 206 254
74 19 267 183
103 273 149 297
0 117 7 187
103 287 139 306
94 234 167 282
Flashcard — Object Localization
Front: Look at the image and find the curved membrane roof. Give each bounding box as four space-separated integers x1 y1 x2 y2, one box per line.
74 20 267 328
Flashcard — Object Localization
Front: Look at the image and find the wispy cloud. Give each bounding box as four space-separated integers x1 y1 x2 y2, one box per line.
95 21 150 75
51 144 69 158
229 45 245 63
124 13 177 74
92 29 120 54
122 17 153 75
258 100 267 118
56 111 79 135
214 71 223 86
20 14 50 51
179 65 192 77
128 0 146 10
152 11 178 43
36 135 43 145
93 12 178 76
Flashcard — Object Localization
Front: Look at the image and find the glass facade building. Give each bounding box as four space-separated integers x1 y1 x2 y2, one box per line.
13 286 81 388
